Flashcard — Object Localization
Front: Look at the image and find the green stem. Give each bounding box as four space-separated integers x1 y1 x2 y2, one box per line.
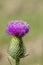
15 58 20 65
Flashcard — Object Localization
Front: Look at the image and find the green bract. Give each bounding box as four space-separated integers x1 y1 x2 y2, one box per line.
8 36 25 60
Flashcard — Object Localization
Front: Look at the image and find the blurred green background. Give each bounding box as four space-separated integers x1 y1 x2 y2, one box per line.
0 0 43 65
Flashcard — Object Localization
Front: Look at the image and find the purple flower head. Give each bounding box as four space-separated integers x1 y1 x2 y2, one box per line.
6 20 30 37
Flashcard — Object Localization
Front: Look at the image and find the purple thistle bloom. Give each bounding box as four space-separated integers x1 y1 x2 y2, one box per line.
6 20 30 37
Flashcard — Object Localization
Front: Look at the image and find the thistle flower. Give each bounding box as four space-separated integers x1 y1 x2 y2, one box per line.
6 20 30 65
6 20 29 37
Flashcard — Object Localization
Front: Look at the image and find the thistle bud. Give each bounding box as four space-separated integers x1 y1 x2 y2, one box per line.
6 20 30 65
8 36 25 59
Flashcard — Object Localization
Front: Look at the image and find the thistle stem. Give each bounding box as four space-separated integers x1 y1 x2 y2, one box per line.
15 58 20 65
